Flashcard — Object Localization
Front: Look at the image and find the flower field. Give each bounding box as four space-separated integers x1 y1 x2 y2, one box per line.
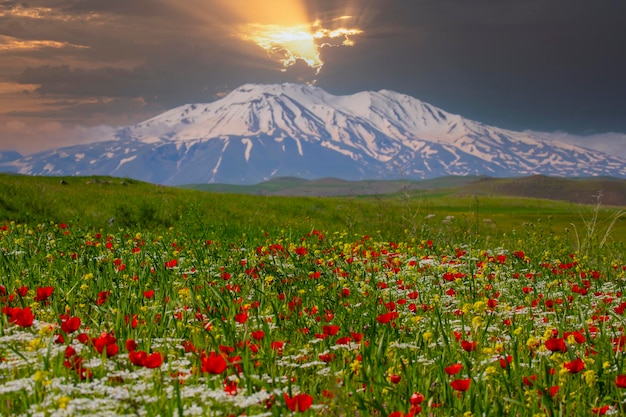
1 220 626 416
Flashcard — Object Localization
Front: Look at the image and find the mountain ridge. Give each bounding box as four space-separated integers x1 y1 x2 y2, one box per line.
2 83 625 184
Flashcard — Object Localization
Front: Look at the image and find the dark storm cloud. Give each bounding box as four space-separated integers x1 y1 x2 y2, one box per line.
319 0 626 134
15 46 307 108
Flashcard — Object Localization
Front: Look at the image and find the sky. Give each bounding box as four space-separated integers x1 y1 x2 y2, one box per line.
1 0 625 156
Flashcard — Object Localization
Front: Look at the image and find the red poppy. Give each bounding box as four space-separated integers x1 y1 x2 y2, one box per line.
34 286 54 302
284 393 313 412
235 312 248 324
564 358 585 373
129 350 148 366
376 312 398 324
322 325 340 336
390 374 401 384
443 272 456 282
7 307 34 327
336 336 352 345
592 405 610 415
545 337 568 353
499 355 513 369
144 352 163 368
410 392 425 405
60 316 81 334
219 345 235 354
126 339 138 352
224 378 238 395
444 363 463 375
143 290 155 299
201 352 228 374
92 332 118 357
461 340 477 352
523 375 537 386
251 330 265 340
573 331 586 343
450 378 471 392
350 332 363 342
229 355 244 373
182 340 196 353
124 314 139 329
96 291 110 306
128 350 162 368
615 374 626 388
270 341 285 354
15 286 28 297
64 345 76 358
164 259 178 269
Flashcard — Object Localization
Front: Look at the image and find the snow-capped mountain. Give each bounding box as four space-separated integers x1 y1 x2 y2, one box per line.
5 83 626 184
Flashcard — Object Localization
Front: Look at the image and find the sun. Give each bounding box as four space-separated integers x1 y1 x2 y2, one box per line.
237 15 363 76
239 23 324 72
239 20 362 76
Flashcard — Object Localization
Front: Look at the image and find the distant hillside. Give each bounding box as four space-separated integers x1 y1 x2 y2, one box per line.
460 175 626 206
182 175 626 206
181 176 483 197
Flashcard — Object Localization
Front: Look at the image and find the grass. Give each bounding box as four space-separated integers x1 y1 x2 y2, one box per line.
1 174 625 247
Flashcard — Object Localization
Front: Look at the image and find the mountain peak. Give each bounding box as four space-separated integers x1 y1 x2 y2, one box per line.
227 82 329 101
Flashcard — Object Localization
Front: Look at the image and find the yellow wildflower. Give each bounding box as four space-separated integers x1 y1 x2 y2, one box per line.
34 371 52 386
58 396 71 409
27 338 44 351
472 315 484 328
583 369 597 387
349 359 361 374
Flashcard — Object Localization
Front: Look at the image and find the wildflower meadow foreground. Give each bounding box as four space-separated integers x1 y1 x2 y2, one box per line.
2 221 626 416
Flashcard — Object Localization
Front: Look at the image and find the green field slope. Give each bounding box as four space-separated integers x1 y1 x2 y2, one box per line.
1 174 624 248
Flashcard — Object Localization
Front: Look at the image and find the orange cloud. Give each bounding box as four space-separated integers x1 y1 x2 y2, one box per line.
0 35 88 52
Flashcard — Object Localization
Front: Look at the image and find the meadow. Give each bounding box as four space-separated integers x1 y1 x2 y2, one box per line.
1 174 626 416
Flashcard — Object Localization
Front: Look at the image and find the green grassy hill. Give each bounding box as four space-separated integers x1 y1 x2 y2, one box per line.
1 174 624 248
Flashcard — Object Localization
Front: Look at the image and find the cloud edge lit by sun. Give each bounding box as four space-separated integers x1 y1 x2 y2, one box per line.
237 18 363 77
